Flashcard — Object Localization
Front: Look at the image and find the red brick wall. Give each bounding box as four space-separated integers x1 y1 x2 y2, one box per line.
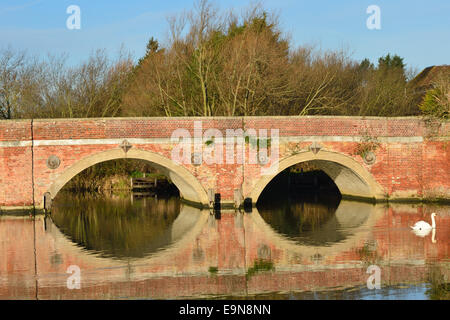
0 117 449 208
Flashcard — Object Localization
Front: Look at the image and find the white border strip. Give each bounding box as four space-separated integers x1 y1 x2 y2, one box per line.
0 141 32 147
0 135 426 147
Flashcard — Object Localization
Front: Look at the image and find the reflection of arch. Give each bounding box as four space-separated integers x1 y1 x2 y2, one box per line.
251 150 385 203
249 201 384 258
46 148 209 207
43 205 209 267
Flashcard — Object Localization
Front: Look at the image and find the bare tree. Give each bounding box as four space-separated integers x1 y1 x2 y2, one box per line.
0 48 41 119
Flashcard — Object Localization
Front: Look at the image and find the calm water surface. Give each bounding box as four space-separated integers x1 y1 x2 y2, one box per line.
0 192 448 300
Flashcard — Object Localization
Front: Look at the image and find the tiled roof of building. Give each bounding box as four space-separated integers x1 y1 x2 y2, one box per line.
410 65 450 88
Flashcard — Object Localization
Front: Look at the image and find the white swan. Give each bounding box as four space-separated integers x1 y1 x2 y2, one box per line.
411 213 436 232
412 227 437 244
412 227 431 238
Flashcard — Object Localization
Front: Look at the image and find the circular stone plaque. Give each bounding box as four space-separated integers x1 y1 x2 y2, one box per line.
47 155 61 169
258 154 269 165
363 151 376 165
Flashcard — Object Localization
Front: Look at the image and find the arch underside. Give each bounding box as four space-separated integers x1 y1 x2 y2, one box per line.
308 160 370 197
46 148 209 207
251 150 385 203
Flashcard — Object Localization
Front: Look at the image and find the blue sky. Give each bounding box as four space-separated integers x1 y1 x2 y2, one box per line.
0 0 449 71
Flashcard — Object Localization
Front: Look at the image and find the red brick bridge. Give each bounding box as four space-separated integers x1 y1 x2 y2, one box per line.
0 116 449 211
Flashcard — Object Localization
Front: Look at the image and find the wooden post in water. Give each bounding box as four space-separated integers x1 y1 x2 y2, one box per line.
43 192 52 214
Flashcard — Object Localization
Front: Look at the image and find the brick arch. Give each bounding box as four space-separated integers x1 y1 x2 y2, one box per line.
250 150 385 203
46 148 209 207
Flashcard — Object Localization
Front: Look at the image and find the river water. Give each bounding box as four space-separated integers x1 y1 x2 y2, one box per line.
0 192 448 300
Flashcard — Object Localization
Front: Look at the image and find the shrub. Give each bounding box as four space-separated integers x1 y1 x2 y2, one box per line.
420 85 449 119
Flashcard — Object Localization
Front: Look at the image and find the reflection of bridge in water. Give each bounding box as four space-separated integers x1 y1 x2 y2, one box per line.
0 201 448 299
